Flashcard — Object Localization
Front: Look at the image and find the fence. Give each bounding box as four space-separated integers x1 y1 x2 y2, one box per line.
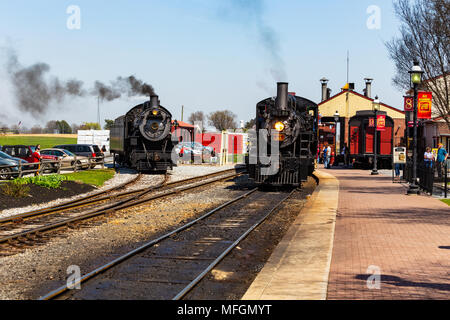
0 156 105 180
404 159 448 197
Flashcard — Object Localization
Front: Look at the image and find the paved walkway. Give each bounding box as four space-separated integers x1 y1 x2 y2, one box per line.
326 168 450 299
243 170 339 299
242 167 450 300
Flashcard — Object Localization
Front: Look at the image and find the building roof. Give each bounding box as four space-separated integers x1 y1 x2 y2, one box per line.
318 89 405 115
172 120 195 128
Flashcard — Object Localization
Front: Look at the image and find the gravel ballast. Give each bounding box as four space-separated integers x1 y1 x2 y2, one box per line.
0 164 237 220
0 172 247 299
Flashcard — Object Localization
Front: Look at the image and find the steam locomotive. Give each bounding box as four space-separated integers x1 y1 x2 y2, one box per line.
110 95 177 172
248 82 318 186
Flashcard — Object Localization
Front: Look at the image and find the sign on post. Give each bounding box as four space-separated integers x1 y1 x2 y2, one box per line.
418 92 432 119
404 96 413 111
393 147 406 164
377 115 385 131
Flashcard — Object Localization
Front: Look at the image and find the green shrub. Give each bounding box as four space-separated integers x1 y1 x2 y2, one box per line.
14 175 67 189
1 181 30 198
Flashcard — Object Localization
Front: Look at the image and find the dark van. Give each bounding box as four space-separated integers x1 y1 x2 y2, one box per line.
53 144 104 169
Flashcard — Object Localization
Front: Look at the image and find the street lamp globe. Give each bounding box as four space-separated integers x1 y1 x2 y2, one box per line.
334 111 340 122
409 61 424 85
372 95 380 111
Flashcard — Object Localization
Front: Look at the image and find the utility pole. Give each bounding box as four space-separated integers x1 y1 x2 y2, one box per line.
97 96 101 127
181 105 184 122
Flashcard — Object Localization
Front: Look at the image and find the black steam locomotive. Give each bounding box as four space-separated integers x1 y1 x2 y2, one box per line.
248 82 318 186
110 95 177 172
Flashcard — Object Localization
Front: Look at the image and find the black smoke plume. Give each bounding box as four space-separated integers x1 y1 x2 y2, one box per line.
91 76 156 102
91 81 121 102
6 50 86 117
220 0 287 81
116 75 156 98
5 49 156 117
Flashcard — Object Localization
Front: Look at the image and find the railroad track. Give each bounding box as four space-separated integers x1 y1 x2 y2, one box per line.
39 187 296 300
0 173 143 225
0 169 241 250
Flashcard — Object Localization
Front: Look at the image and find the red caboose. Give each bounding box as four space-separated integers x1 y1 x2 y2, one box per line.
348 110 394 169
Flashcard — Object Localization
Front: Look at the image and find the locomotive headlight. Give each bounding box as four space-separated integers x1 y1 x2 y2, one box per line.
152 109 159 116
274 121 285 132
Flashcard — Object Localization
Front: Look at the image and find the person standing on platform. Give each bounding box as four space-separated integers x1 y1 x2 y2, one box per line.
326 144 332 169
424 147 434 168
436 143 448 179
322 145 328 168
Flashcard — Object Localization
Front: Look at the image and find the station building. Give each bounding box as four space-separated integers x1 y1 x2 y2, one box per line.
317 78 405 154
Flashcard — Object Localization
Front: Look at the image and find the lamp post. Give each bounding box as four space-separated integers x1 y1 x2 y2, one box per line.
371 96 380 175
407 61 424 194
334 111 339 167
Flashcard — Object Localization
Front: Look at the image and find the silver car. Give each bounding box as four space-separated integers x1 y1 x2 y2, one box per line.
40 148 90 170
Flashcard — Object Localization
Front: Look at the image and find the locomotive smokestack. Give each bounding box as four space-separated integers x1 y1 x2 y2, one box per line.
320 77 329 102
275 82 288 111
364 78 373 98
150 95 159 108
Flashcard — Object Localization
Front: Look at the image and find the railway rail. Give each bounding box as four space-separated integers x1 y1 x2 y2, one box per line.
39 186 296 300
0 169 241 249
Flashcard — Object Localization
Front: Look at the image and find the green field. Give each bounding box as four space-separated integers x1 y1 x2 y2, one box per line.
63 169 115 187
441 199 450 206
0 136 77 149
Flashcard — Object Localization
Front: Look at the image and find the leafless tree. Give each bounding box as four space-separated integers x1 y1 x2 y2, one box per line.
30 126 43 134
44 120 58 133
244 118 256 130
386 0 449 127
208 110 237 131
188 111 206 132
71 123 81 133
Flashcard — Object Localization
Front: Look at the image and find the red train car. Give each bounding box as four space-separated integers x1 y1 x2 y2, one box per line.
348 110 393 169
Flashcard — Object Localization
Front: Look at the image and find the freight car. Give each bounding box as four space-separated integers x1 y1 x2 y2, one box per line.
247 82 318 186
348 110 394 169
110 95 177 172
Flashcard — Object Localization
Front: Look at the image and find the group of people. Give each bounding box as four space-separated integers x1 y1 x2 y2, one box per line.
318 144 350 169
424 143 448 179
394 143 448 180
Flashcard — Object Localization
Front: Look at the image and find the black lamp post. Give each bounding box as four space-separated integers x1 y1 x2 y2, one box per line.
371 96 380 175
407 61 424 194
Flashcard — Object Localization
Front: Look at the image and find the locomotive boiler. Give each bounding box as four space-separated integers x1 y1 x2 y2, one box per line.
248 82 319 186
110 95 177 172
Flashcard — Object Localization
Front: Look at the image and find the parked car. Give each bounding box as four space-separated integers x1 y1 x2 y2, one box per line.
0 150 29 165
1 145 59 173
40 148 90 170
175 142 202 156
53 144 104 169
175 142 215 160
0 157 20 180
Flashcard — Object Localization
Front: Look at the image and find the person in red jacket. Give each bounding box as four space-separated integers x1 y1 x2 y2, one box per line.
32 145 41 176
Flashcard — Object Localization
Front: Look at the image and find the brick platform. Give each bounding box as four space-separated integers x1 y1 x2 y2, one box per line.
326 168 450 299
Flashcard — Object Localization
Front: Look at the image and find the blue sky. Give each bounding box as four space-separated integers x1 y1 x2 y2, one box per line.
0 0 404 129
